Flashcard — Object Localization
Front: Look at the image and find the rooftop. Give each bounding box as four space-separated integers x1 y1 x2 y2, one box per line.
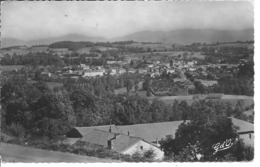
110 134 142 153
229 117 254 133
66 125 121 138
67 118 254 147
80 129 116 146
243 109 254 116
79 129 155 153
116 121 185 142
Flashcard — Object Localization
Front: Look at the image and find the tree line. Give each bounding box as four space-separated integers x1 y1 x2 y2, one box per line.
1 75 252 140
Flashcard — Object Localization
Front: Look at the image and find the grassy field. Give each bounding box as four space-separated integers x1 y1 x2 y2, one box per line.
125 42 173 50
215 43 254 49
148 95 254 109
0 65 25 71
128 51 205 60
203 42 254 49
0 143 120 163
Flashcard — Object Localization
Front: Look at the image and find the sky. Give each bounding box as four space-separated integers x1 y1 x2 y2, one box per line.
1 1 254 41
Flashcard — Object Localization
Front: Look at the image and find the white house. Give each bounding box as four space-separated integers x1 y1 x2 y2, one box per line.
120 138 164 160
117 68 126 75
138 69 148 74
195 79 218 87
166 68 175 74
128 69 137 74
66 127 164 160
82 70 104 77
229 117 254 146
108 68 117 75
188 67 196 72
107 61 117 65
79 64 90 70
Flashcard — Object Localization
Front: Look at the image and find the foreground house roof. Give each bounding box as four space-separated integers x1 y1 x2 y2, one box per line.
229 117 254 134
78 129 159 154
116 121 185 142
66 125 121 138
111 135 142 153
66 118 254 147
80 129 116 146
243 109 254 116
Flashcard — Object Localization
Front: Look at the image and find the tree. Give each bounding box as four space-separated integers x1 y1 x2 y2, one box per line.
146 89 151 97
69 89 98 126
193 81 206 94
170 100 182 121
35 69 43 81
178 101 190 120
126 79 134 93
70 89 96 112
134 84 139 92
232 100 245 118
1 77 42 130
160 100 239 161
119 77 124 88
32 91 76 139
231 139 254 161
112 94 150 125
149 100 170 122
238 60 254 78
170 60 173 66
171 142 202 161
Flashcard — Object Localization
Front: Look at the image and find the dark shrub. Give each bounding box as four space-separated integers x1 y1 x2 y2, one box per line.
143 149 156 159
6 123 25 139
131 151 144 162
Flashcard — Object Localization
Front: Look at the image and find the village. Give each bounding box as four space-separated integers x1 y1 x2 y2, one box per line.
0 39 254 162
0 40 254 98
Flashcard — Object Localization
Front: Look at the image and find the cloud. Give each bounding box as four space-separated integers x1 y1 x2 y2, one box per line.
1 1 254 40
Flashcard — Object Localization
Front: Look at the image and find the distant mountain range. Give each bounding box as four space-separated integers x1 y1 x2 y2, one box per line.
1 29 254 48
113 28 254 44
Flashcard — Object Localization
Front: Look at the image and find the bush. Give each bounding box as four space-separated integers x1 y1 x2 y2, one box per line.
49 143 60 151
59 143 70 152
6 123 25 139
143 149 156 159
27 136 51 149
231 139 254 161
131 151 144 162
67 141 122 159
120 149 158 162
120 154 132 162
1 133 15 143
244 146 254 161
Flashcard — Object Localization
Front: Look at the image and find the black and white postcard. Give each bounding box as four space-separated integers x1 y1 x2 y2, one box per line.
0 0 256 166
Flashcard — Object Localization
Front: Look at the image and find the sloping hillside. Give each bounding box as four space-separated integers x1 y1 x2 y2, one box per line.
0 143 119 163
2 34 106 48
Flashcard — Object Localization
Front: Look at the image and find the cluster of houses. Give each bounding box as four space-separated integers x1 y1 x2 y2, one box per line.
61 64 128 78
1 45 240 88
65 117 254 160
59 59 198 80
